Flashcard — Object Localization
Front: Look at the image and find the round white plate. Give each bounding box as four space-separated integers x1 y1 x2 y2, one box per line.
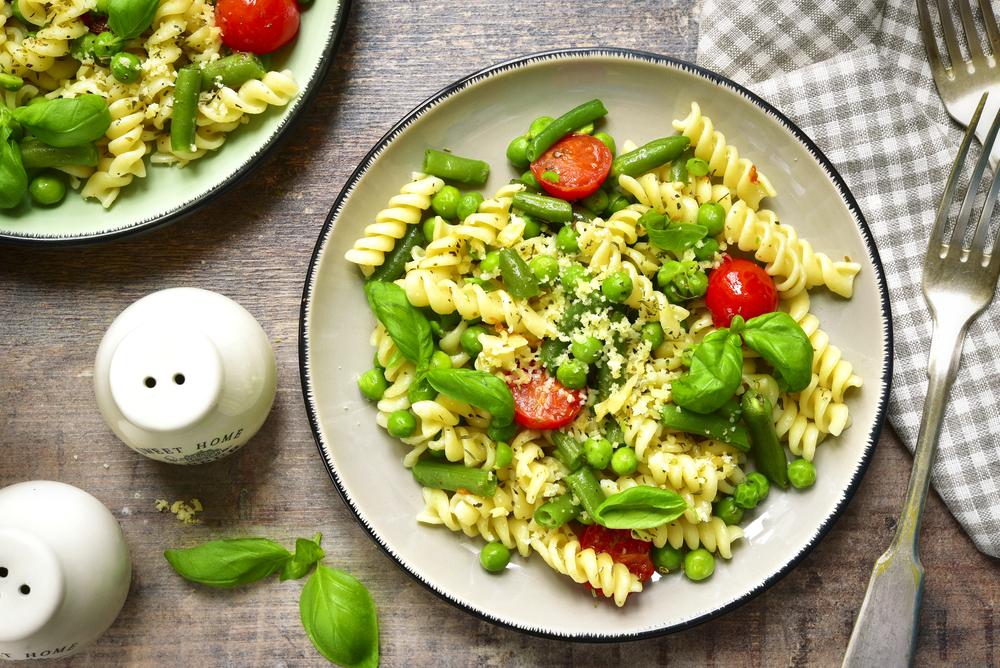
0 0 351 247
300 48 893 640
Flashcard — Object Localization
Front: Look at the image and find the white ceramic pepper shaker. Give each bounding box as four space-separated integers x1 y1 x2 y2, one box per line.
93 287 277 465
0 481 131 661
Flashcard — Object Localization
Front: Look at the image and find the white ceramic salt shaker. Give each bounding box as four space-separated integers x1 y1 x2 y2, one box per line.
0 481 131 661
93 287 277 465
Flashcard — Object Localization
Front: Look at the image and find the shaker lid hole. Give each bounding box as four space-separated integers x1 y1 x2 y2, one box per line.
174 373 185 385
144 377 156 388
0 566 7 577
19 584 30 595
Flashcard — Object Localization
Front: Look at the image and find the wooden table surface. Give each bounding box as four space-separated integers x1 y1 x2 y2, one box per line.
2 1 998 666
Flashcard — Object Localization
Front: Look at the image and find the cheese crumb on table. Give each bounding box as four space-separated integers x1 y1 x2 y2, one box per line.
155 498 204 524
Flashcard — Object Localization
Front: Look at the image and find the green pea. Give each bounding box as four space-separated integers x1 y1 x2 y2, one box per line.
93 31 122 63
657 260 682 290
714 497 744 525
788 459 817 488
581 188 609 215
457 192 484 220
556 359 588 389
697 201 726 237
571 335 603 364
521 214 542 239
494 441 513 469
733 482 759 509
480 541 511 572
745 472 770 501
650 544 684 572
693 237 720 262
407 378 437 404
387 410 417 438
70 33 97 62
429 446 446 458
488 417 517 443
684 548 715 581
641 322 664 350
357 368 388 401
110 51 141 84
556 225 580 254
429 350 452 370
686 157 710 177
521 169 542 190
601 271 633 303
528 116 554 140
605 191 629 214
506 135 530 169
422 217 437 243
461 325 488 357
593 132 616 158
480 250 501 274
611 447 638 476
28 171 65 205
560 264 589 293
528 255 560 286
584 437 613 469
431 185 461 219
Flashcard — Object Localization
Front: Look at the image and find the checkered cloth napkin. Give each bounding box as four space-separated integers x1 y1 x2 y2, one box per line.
697 0 1000 557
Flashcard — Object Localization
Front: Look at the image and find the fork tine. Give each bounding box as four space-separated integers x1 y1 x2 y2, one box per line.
956 0 987 62
936 0 967 71
930 93 986 255
979 0 1000 57
968 99 1000 264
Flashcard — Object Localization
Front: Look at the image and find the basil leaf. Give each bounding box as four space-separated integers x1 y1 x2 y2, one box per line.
642 210 708 253
426 367 515 424
364 281 433 371
300 564 379 668
671 328 743 414
108 0 159 39
164 538 291 588
741 312 814 393
0 130 26 210
280 535 326 582
593 486 690 529
11 95 111 148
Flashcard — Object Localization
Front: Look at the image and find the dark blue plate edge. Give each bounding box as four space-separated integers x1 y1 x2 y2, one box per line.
298 46 894 643
0 0 353 249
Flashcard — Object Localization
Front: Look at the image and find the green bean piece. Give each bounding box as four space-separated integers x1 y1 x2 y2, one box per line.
0 73 23 92
660 403 750 451
412 460 498 497
564 467 607 522
512 191 573 224
604 417 626 447
200 52 268 91
609 136 691 180
533 494 583 529
667 148 693 183
365 224 424 284
498 248 540 299
18 138 98 169
526 99 609 162
714 398 743 423
538 338 570 373
170 66 201 153
422 149 489 185
740 390 788 487
558 298 601 335
551 431 586 471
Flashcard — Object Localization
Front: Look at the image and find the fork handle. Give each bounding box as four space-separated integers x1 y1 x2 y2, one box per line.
842 314 971 668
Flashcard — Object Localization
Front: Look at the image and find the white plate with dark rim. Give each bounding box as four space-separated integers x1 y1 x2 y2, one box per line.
299 48 893 640
0 0 351 248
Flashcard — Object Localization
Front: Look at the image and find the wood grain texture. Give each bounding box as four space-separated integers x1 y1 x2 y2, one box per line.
1 0 998 665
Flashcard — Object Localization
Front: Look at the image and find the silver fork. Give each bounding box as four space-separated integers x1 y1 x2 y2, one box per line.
918 0 1000 165
842 92 1000 667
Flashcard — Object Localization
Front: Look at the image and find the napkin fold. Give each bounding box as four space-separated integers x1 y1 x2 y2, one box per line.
698 0 1000 557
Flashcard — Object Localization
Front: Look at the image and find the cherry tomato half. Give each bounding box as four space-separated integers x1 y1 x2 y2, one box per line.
580 524 655 584
216 0 300 55
507 368 586 430
705 255 779 328
530 133 612 201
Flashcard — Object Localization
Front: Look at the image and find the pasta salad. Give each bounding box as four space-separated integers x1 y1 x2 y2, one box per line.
0 0 300 210
346 100 863 606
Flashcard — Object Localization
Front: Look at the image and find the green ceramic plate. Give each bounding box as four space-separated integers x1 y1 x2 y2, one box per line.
0 0 350 247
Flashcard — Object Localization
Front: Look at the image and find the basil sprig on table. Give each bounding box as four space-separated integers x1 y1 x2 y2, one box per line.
364 281 515 425
593 486 690 530
672 312 813 414
165 534 378 668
